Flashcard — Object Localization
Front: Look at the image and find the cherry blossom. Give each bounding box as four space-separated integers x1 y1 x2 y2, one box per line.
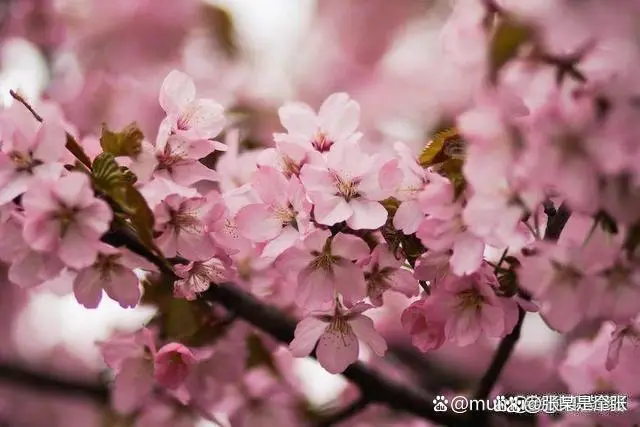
21 172 112 269
289 302 387 373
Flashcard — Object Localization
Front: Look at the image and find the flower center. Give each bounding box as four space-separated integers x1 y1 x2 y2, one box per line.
365 265 395 297
550 261 583 288
95 254 122 280
54 205 79 236
10 151 41 173
333 173 360 201
169 208 202 233
457 289 485 311
274 205 297 227
311 132 333 153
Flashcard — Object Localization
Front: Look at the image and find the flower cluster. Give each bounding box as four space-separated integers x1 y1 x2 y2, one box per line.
2 0 640 425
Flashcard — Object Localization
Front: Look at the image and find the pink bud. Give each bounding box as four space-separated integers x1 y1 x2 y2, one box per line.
153 342 196 389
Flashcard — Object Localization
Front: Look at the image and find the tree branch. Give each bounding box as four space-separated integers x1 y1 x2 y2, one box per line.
470 200 571 425
202 283 464 426
0 361 108 403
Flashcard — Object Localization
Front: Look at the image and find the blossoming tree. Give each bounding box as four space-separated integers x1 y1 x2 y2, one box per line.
0 0 639 426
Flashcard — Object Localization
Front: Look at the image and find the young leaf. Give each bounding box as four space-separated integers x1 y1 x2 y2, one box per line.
100 123 144 157
92 153 129 207
124 185 157 251
488 18 532 83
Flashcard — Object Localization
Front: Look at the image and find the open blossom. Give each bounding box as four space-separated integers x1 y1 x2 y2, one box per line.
153 135 222 186
361 243 419 306
289 303 387 374
0 104 66 205
153 194 216 260
153 342 197 389
436 267 519 346
278 229 370 310
97 328 157 414
275 92 362 154
21 172 112 269
300 142 400 229
72 245 151 309
518 235 616 333
157 69 226 148
401 297 447 352
235 166 311 259
174 255 231 300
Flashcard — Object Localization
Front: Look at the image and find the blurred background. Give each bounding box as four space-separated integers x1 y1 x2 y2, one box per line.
0 0 564 425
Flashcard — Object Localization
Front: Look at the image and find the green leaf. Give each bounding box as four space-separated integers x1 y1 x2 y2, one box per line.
100 123 144 157
92 153 130 207
164 299 199 340
488 18 532 83
418 136 445 167
124 185 157 251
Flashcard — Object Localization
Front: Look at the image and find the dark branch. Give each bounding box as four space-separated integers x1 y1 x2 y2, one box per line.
470 200 571 425
473 307 526 403
0 362 108 403
202 283 464 426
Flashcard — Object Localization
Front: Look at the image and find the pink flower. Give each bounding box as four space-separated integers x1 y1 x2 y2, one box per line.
153 134 221 187
235 166 311 259
518 237 615 333
21 172 113 269
0 206 65 287
361 244 419 306
73 245 150 309
97 328 157 414
278 229 370 310
153 194 216 261
300 143 400 229
289 303 387 374
174 255 231 300
275 92 362 154
437 267 519 346
401 297 447 352
154 342 197 389
413 251 451 288
390 142 432 235
416 203 485 277
157 69 226 147
0 104 66 205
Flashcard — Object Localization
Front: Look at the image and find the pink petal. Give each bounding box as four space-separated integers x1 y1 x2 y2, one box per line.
179 99 225 139
389 268 420 298
104 269 141 309
236 204 282 242
331 233 370 260
112 358 155 414
58 227 99 269
251 166 289 207
53 173 93 207
302 229 332 253
261 226 300 259
349 315 387 357
32 121 66 161
278 102 317 136
450 233 484 276
176 232 216 261
316 328 359 374
159 70 196 115
393 200 424 235
297 264 335 309
314 195 352 226
22 214 61 251
171 160 220 186
345 199 387 230
289 316 328 357
479 303 506 337
332 260 367 305
0 173 30 206
318 93 360 142
73 268 104 308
